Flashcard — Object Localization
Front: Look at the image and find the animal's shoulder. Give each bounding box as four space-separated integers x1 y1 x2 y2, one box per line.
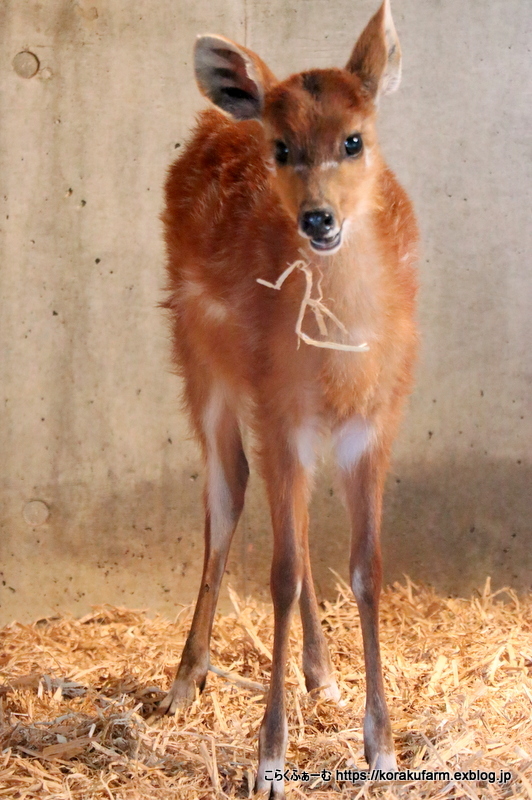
165 109 270 214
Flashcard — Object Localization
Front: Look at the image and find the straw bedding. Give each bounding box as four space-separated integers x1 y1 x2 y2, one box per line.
0 577 531 799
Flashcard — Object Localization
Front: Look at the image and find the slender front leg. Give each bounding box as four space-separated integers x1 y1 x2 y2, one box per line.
158 392 248 714
256 445 310 799
336 419 397 770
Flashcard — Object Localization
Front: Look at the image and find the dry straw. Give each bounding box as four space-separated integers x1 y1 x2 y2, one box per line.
0 576 531 799
257 256 370 353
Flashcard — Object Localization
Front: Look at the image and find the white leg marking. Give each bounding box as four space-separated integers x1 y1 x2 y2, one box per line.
364 710 397 770
256 758 286 794
292 418 320 472
334 415 374 471
375 751 398 771
257 718 288 794
322 678 342 703
203 388 233 548
351 565 365 601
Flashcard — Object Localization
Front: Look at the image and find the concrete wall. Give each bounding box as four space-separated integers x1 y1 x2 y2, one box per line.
1 0 530 624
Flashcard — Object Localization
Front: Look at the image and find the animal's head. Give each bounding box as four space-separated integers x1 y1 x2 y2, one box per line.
194 0 401 255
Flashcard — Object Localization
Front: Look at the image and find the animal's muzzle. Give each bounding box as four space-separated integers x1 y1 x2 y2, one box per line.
299 207 342 253
300 208 336 240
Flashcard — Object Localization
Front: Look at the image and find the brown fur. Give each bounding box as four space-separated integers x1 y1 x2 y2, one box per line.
158 3 418 796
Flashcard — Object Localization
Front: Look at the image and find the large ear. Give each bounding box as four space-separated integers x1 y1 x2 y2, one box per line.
194 35 276 120
345 0 402 99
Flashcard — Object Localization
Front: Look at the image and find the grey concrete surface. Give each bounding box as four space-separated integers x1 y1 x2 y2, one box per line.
0 0 530 624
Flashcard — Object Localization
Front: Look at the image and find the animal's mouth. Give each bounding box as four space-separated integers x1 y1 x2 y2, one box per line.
309 229 342 253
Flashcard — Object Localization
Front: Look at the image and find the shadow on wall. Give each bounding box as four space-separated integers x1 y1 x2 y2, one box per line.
0 467 212 621
75 453 532 601
306 453 532 599
1 454 529 623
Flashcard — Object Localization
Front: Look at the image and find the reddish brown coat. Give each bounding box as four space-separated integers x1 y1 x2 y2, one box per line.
158 3 419 795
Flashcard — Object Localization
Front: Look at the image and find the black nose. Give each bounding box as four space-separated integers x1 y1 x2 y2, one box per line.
300 208 336 240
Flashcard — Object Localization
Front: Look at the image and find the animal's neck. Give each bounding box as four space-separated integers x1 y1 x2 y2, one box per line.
308 209 385 345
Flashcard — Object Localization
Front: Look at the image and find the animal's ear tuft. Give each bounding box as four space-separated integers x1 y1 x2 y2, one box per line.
194 35 276 121
346 0 402 100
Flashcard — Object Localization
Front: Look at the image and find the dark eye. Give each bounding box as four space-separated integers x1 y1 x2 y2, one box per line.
344 133 363 157
274 140 289 165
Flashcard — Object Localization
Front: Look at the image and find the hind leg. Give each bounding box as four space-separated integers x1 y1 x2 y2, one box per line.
299 529 340 701
158 386 249 713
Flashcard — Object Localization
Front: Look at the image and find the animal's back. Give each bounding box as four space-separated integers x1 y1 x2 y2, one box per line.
164 109 293 283
162 109 305 398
